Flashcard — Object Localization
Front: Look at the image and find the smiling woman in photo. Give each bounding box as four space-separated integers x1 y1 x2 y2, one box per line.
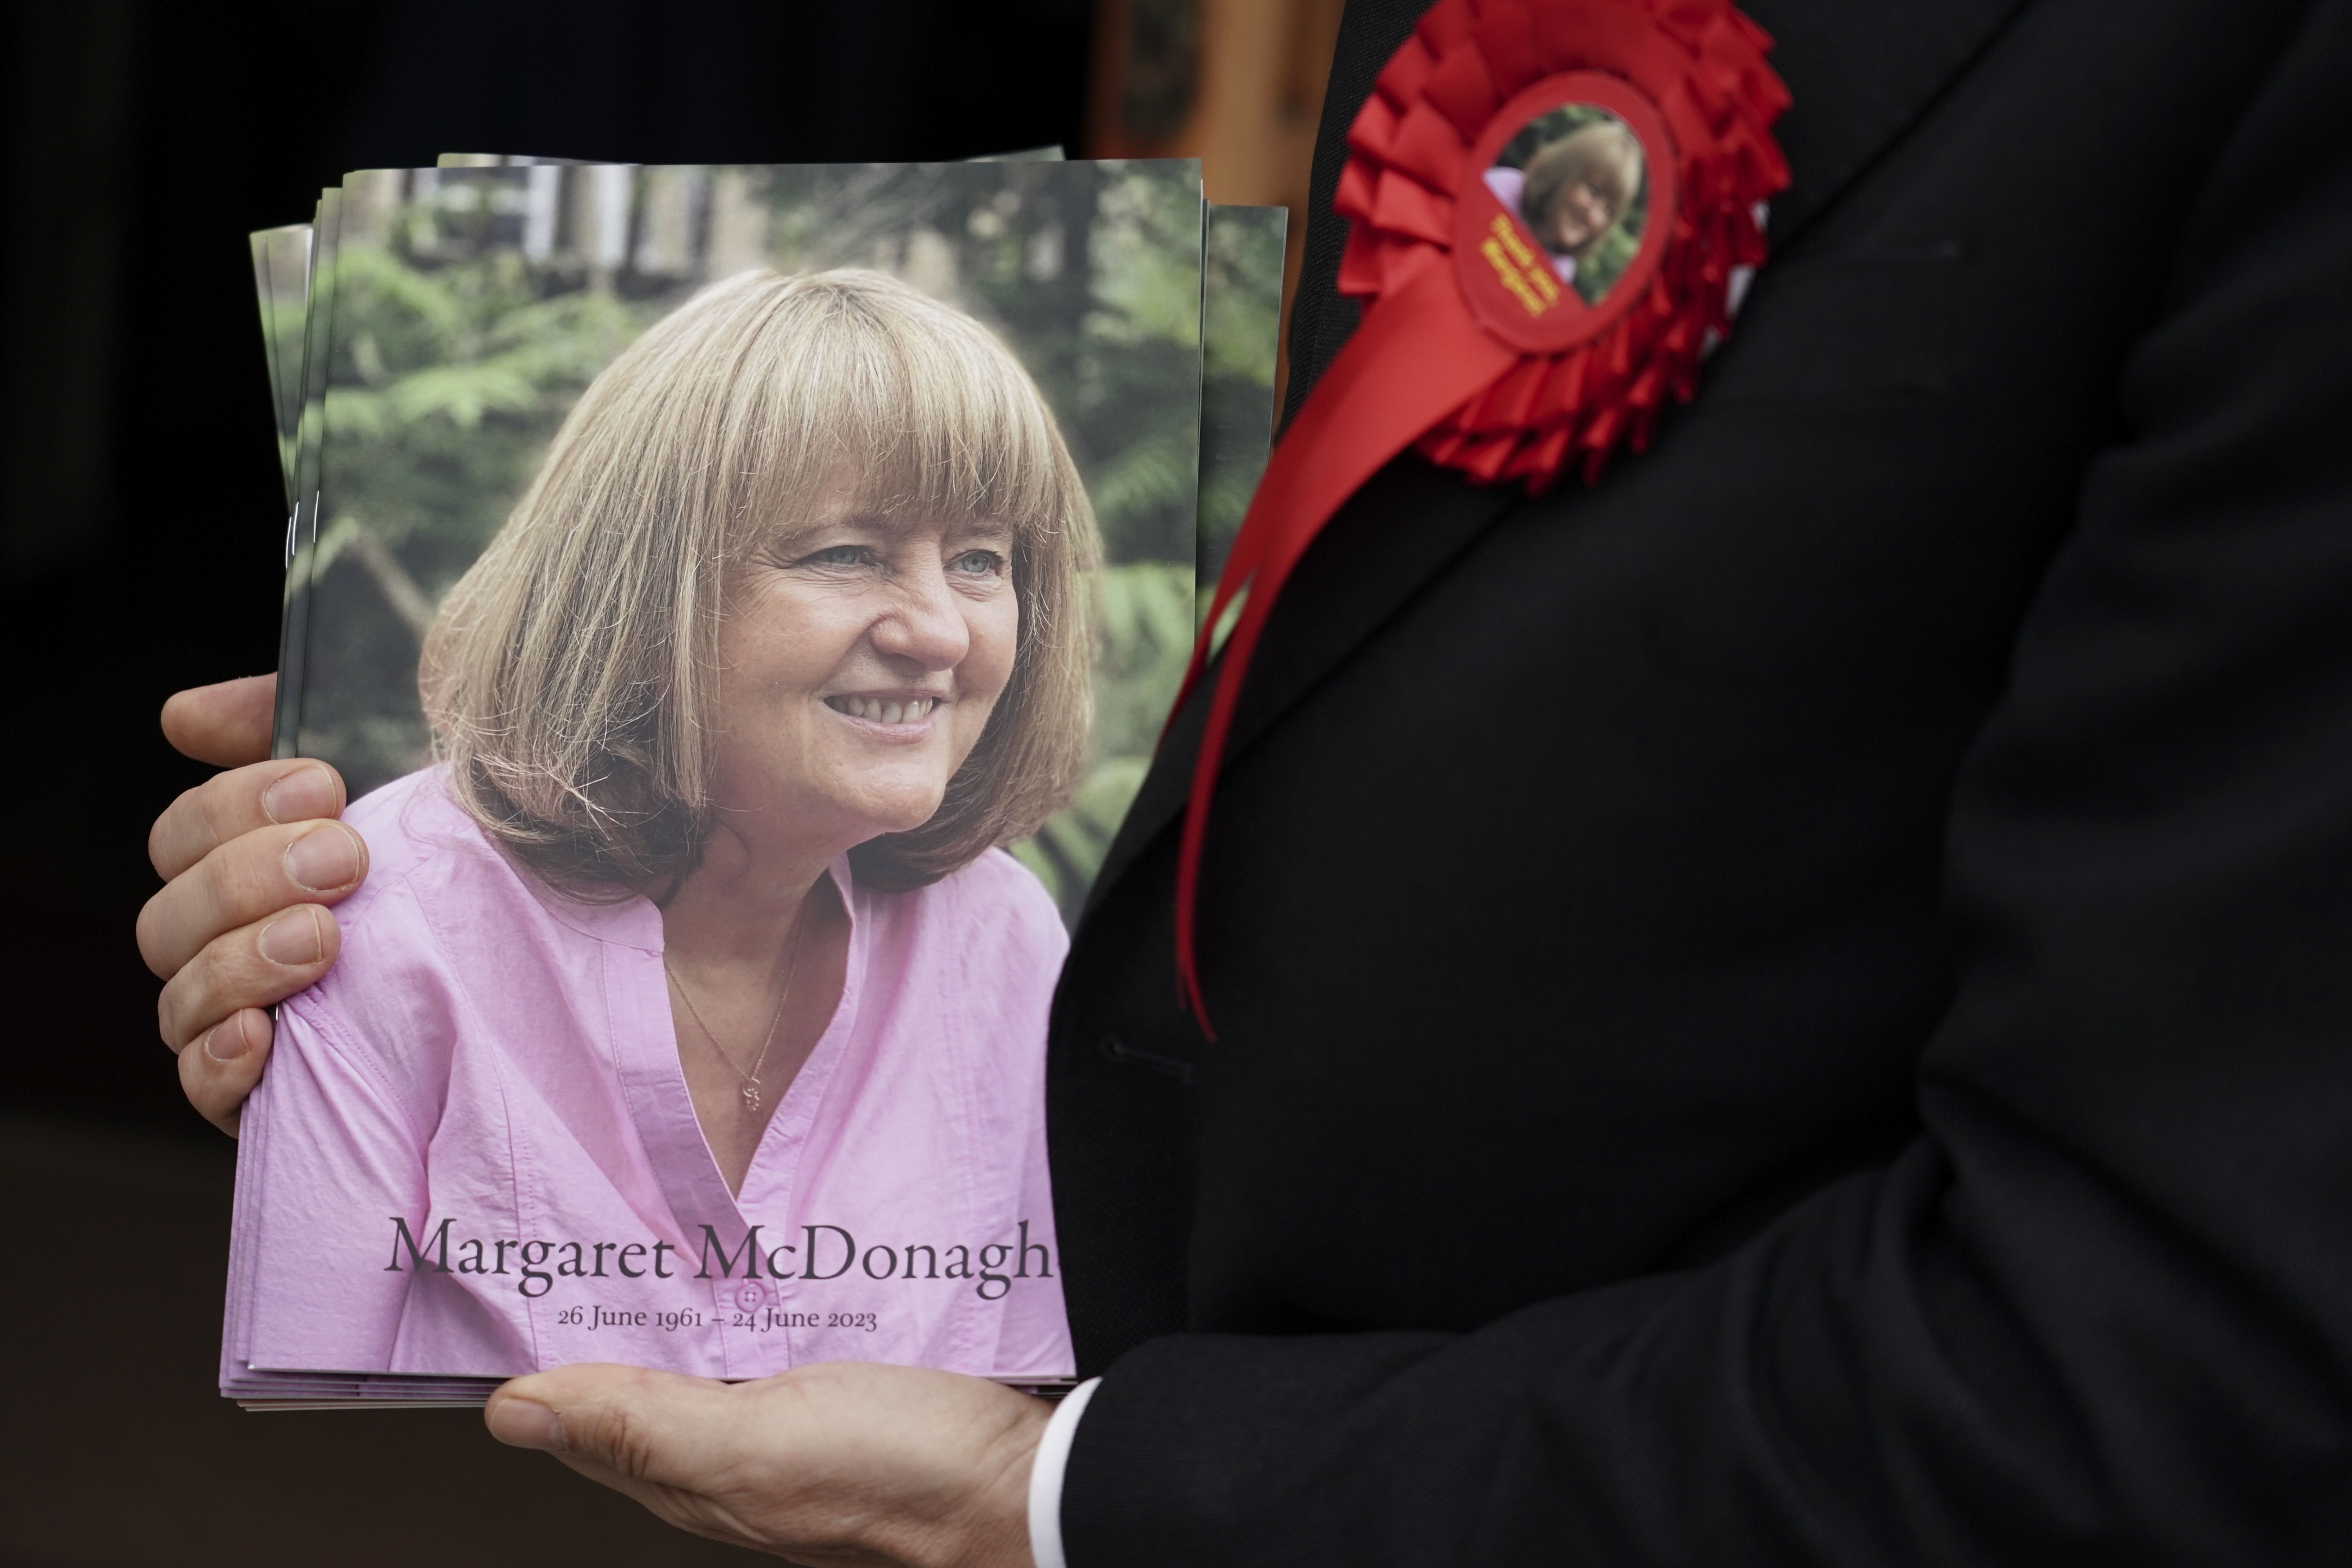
1482 115 1646 305
230 268 1095 1383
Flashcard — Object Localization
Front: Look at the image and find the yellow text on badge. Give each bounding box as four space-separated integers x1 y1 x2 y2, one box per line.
1482 214 1561 317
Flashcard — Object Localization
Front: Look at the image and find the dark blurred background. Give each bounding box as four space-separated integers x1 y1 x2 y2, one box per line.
0 0 1337 1560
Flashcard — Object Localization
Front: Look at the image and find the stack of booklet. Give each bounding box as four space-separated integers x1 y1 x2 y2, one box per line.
227 151 1284 1409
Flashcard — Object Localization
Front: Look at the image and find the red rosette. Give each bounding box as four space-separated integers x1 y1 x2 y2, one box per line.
1336 0 1789 488
1169 0 1791 1030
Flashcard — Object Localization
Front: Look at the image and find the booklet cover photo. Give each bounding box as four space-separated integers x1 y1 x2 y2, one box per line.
227 156 1282 1408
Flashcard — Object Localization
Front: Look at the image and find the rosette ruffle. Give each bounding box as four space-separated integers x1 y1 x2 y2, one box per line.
1334 0 1790 486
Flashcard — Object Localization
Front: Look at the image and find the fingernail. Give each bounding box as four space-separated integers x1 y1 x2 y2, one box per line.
258 907 324 967
204 1016 253 1062
487 1397 564 1451
283 823 360 893
260 765 337 824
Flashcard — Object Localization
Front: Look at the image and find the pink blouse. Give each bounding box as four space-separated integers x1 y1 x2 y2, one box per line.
1482 165 1580 284
224 768 1074 1385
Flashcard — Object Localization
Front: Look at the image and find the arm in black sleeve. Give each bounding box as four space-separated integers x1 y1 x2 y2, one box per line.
1060 4 2352 1562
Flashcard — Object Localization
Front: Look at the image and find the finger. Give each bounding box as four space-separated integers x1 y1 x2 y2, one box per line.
488 1365 741 1479
160 674 278 767
138 818 365 978
156 904 342 1051
177 1008 274 1137
150 757 347 881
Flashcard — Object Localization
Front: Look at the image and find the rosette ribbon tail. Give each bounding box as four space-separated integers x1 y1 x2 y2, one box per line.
1171 263 1517 1033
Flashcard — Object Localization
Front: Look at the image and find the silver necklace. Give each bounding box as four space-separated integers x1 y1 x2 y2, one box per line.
664 910 809 1113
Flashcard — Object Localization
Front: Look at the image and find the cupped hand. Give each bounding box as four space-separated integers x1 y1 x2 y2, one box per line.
138 674 367 1134
485 1360 1049 1567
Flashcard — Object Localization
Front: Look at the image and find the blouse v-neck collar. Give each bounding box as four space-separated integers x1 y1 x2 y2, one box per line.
596 856 866 1249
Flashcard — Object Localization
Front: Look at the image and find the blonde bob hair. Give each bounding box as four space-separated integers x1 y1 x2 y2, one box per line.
1521 120 1645 253
420 267 1099 897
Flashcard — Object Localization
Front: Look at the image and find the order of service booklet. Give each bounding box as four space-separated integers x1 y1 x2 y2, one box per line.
227 154 1283 1408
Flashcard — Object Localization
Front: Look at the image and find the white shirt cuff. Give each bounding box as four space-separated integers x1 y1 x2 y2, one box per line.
1026 1376 1102 1568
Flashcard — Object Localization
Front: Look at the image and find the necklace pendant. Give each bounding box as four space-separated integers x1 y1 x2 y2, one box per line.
741 1082 762 1112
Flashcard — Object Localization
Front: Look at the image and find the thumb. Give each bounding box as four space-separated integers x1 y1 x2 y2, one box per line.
161 674 278 767
485 1363 735 1486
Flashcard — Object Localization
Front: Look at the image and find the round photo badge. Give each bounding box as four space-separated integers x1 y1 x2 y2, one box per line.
1452 72 1677 357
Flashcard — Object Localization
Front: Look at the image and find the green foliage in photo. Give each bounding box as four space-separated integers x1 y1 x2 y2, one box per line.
1195 203 1287 606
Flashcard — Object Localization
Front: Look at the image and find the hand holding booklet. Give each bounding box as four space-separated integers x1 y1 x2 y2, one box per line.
226 154 1284 1408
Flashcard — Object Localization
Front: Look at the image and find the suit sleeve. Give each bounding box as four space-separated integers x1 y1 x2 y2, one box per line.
1059 5 2352 1563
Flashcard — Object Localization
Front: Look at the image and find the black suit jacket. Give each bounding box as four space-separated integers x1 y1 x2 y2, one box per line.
1047 0 2352 1560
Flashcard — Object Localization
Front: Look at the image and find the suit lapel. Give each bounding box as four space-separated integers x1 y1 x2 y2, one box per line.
1087 457 1519 915
1080 0 2039 923
1747 0 2034 243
